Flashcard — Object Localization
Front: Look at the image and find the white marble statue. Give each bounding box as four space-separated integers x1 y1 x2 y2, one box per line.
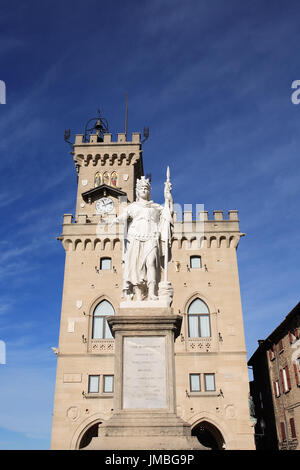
113 170 173 303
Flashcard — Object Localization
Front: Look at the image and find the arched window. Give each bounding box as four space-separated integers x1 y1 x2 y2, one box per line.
103 171 110 185
94 172 101 187
92 300 114 339
187 298 210 338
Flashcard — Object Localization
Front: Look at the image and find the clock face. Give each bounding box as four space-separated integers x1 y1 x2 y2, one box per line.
96 197 114 214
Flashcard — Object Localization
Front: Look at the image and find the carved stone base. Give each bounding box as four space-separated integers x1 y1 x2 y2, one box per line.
82 308 209 451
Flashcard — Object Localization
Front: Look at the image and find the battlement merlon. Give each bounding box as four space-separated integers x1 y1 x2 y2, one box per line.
74 132 141 145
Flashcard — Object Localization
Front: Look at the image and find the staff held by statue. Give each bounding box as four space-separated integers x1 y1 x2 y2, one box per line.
163 166 173 284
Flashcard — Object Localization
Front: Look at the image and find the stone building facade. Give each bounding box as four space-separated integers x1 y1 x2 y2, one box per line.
51 122 255 450
249 302 300 450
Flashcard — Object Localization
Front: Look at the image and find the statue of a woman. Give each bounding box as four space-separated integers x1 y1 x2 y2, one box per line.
113 174 173 302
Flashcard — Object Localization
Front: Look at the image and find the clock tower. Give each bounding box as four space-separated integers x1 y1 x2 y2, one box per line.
72 112 144 222
51 111 255 451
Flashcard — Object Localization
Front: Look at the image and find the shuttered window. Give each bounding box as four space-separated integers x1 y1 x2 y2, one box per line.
280 422 286 441
281 366 291 393
290 418 297 439
293 362 299 386
273 380 280 398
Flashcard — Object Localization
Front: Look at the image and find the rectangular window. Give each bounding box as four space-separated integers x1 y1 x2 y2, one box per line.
190 374 201 392
92 317 113 339
100 257 111 270
88 375 100 393
188 315 199 338
93 316 104 339
103 375 114 393
204 373 216 391
190 256 201 269
200 315 211 337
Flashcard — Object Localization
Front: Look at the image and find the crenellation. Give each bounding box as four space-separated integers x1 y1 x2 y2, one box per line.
78 214 87 224
213 210 223 221
198 211 208 221
103 133 112 143
183 210 192 222
61 216 241 253
60 233 243 253
117 133 126 143
75 134 84 144
63 214 73 224
195 210 239 222
89 134 98 144
131 132 141 143
73 132 141 146
228 210 239 221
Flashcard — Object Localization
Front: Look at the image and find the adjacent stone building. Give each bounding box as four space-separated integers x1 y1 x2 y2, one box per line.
248 302 300 450
51 115 255 450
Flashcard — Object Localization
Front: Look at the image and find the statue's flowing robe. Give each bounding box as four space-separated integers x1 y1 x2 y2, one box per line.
117 200 172 289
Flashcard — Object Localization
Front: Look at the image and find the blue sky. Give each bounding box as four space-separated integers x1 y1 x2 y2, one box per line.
0 0 300 449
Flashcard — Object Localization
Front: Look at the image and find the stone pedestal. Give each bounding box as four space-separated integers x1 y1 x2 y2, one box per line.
83 307 208 450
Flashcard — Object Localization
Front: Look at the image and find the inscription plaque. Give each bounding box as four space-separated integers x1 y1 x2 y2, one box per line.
123 336 167 409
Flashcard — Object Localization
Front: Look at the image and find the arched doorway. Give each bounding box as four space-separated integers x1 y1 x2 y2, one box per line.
79 421 102 449
192 421 225 450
